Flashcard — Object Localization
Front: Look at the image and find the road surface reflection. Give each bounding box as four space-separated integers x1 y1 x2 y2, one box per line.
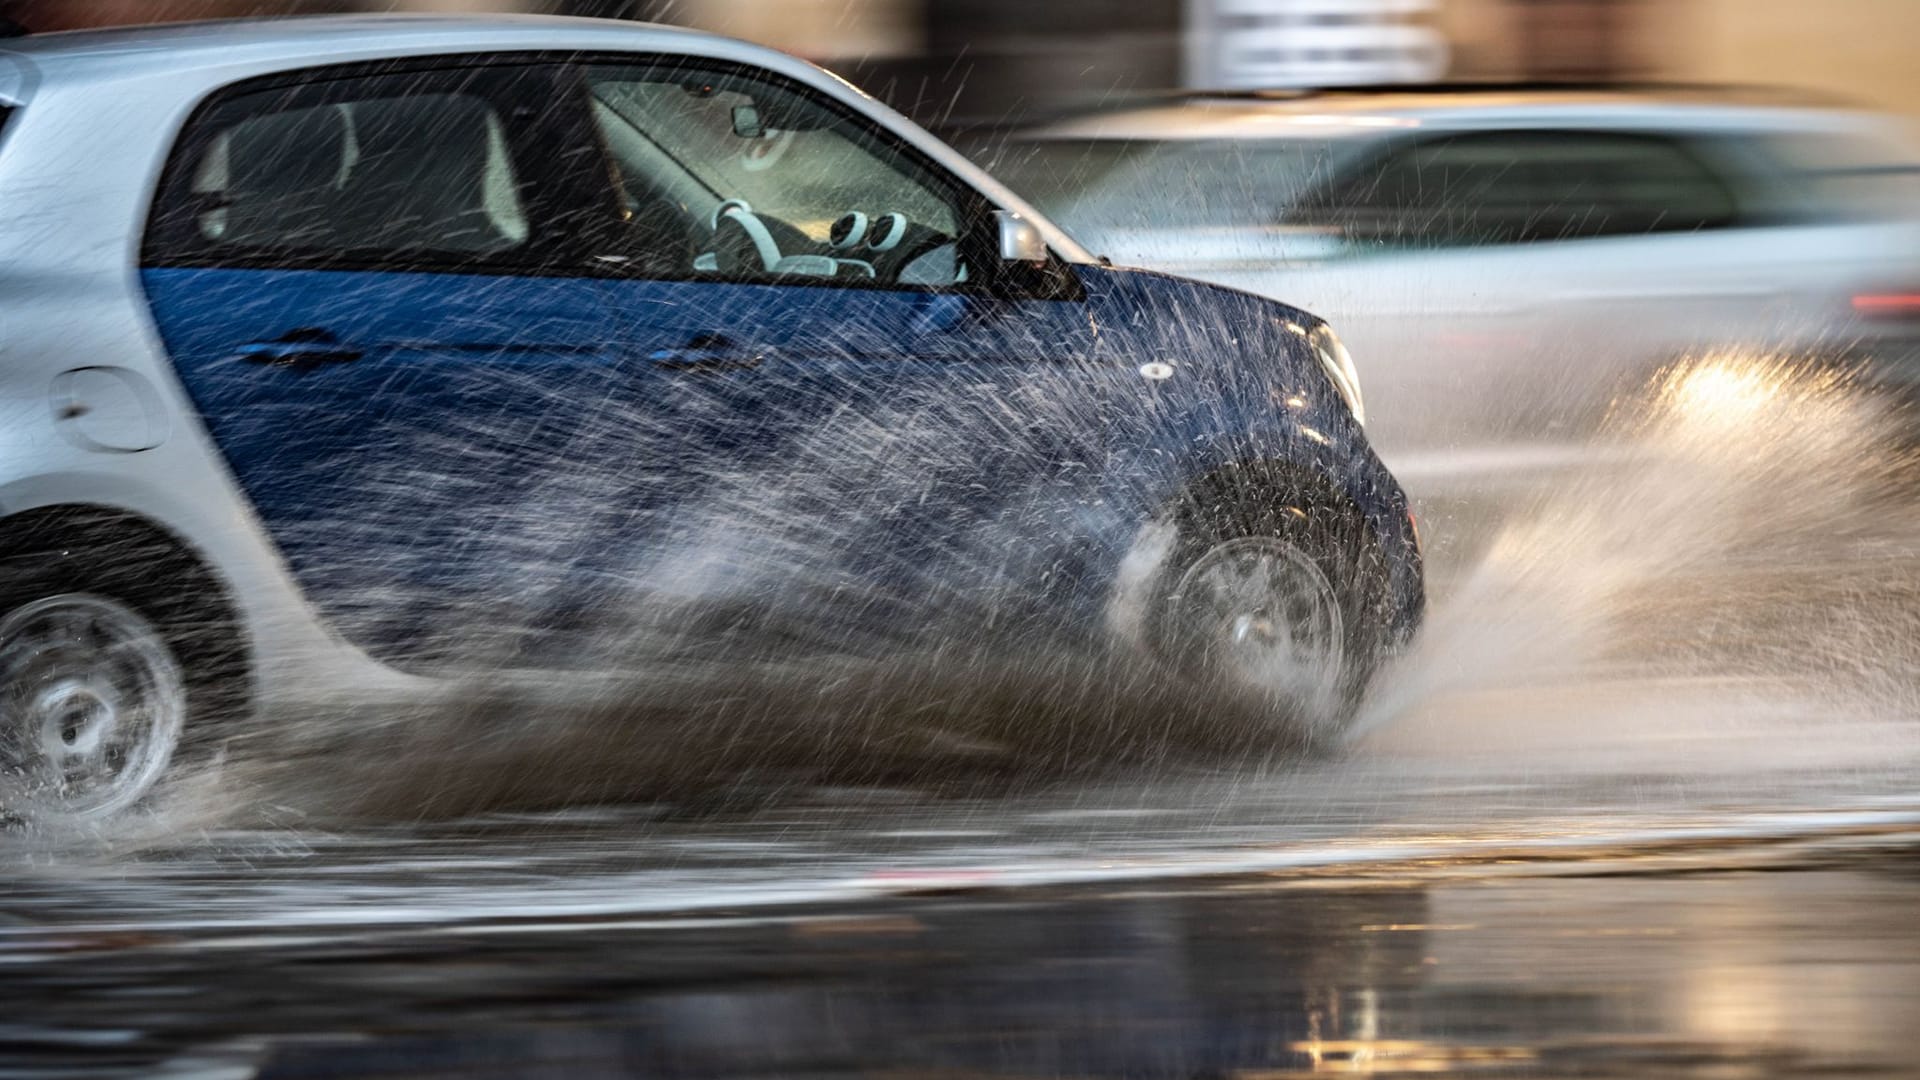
6 841 1920 1078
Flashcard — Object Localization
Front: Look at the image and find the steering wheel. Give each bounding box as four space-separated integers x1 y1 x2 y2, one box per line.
706 198 782 275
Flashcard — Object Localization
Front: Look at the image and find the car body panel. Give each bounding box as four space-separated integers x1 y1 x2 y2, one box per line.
1073 265 1422 636
0 53 31 104
142 265 626 663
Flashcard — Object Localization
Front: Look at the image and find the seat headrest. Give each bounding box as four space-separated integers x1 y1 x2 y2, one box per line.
346 94 494 178
336 94 513 253
229 105 348 198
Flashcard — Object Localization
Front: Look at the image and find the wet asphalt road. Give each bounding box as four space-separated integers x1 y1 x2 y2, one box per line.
8 829 1920 1078
5 718 1920 1079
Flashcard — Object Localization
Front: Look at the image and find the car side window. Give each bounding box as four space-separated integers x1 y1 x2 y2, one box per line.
1294 130 1740 247
147 63 594 271
579 60 976 288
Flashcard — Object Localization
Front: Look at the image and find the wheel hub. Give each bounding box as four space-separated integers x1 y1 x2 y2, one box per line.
36 678 123 758
1229 613 1284 649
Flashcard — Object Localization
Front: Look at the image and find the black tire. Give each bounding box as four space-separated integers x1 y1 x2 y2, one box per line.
1148 475 1388 741
0 527 243 820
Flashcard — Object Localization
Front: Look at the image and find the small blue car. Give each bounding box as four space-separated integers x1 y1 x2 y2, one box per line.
0 15 1422 818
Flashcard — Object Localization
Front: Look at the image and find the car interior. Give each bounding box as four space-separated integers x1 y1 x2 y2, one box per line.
584 69 969 287
195 92 530 257
191 67 971 289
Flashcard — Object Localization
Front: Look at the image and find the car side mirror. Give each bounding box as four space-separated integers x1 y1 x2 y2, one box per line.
995 210 1047 264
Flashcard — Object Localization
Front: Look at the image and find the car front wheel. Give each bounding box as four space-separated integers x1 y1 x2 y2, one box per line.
1150 490 1384 743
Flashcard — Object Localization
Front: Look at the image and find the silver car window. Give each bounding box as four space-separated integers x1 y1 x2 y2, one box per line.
1295 130 1741 245
1749 130 1920 221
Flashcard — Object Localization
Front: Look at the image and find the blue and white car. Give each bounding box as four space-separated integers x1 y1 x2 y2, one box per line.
0 15 1422 819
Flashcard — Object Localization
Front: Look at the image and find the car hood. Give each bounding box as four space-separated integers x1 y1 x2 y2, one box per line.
1068 261 1370 450
1073 261 1330 370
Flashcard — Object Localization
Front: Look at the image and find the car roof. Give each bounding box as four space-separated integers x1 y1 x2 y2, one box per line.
0 14 715 84
1032 87 1903 142
0 13 1097 264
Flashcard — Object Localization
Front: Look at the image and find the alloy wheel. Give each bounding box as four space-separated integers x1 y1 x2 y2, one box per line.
1168 536 1347 710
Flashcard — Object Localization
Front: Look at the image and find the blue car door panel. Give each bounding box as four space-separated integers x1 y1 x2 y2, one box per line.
141 61 630 666
143 269 622 658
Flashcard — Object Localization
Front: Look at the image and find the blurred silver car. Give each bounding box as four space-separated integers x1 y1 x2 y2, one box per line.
1002 86 1920 489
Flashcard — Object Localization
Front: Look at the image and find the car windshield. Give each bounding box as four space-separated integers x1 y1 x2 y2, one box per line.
590 76 955 244
994 137 1345 230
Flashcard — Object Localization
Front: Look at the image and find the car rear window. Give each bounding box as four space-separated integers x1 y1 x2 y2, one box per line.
995 137 1345 230
184 93 527 255
144 65 572 272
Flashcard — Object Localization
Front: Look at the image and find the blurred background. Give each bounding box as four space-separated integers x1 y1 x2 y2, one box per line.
8 0 1920 130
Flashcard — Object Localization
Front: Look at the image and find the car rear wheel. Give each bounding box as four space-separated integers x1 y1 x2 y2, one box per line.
0 592 187 820
0 520 242 825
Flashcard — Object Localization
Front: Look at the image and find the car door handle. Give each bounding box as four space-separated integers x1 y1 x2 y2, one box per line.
235 328 364 369
647 334 762 372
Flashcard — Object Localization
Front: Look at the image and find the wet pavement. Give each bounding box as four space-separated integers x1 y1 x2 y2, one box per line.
6 713 1920 1079
7 537 1920 1077
4 688 1919 1080
7 821 1920 1078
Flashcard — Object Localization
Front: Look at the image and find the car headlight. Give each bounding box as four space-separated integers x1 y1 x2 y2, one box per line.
1309 323 1366 426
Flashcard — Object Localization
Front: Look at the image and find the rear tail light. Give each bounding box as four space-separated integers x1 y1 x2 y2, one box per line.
1851 292 1920 319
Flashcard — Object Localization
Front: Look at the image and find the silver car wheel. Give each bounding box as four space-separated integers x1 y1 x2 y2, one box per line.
1168 536 1347 709
0 593 185 819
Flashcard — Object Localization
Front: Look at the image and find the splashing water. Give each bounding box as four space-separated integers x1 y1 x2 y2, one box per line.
178 357 1337 825
60 351 1920 833
1356 352 1920 775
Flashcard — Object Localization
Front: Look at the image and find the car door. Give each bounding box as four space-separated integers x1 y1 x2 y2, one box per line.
564 56 1097 621
140 60 627 666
